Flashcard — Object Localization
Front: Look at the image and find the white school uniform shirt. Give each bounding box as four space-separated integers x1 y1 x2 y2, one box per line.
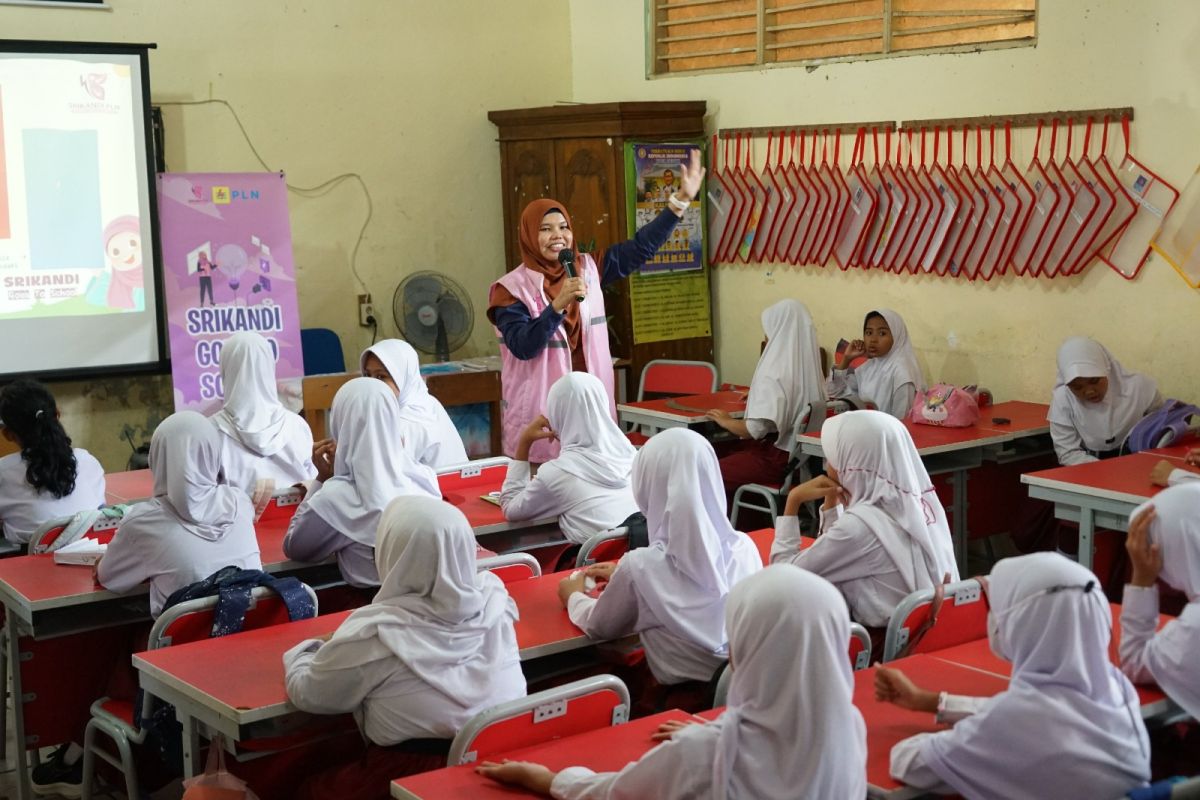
98 412 261 617
501 372 638 544
772 410 958 627
890 553 1150 800
210 331 316 495
0 448 106 544
743 299 827 453
551 565 866 800
1048 337 1162 465
283 378 440 587
284 497 524 745
567 428 761 684
1120 485 1200 719
827 308 923 418
361 340 468 468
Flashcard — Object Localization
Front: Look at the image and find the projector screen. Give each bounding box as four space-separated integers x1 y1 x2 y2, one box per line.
0 40 165 381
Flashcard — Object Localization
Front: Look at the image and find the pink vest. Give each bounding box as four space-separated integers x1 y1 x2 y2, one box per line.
492 254 615 462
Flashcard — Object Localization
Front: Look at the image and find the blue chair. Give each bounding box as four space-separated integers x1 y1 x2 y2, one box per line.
300 327 346 375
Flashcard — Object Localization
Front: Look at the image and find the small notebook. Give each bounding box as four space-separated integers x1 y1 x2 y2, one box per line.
479 492 501 506
53 538 107 566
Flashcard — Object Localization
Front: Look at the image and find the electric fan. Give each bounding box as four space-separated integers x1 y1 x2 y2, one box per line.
392 271 474 362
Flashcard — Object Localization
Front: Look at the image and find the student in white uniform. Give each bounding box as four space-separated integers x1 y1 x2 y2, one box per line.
1122 486 1200 720
501 372 638 544
707 299 827 500
876 552 1150 800
284 495 525 798
283 378 439 588
828 308 924 418
97 411 261 617
210 331 316 496
0 379 105 545
361 339 468 468
771 409 959 629
1049 336 1163 466
558 428 760 688
480 564 868 799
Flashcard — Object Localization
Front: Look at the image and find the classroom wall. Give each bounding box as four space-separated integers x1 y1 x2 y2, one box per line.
568 0 1200 403
1 0 573 469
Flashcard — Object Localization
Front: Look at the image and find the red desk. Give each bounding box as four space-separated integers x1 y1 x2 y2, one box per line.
391 709 693 799
856 654 1010 798
977 400 1050 436
1021 452 1167 571
617 390 746 436
438 460 562 553
103 469 153 505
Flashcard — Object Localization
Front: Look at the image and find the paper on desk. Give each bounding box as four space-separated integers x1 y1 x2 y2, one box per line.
52 538 107 566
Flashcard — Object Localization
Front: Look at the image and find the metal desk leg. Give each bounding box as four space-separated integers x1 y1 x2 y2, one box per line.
1078 506 1095 572
950 469 969 573
179 710 200 778
9 618 30 800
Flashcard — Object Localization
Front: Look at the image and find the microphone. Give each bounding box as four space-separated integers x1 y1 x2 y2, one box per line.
558 249 585 303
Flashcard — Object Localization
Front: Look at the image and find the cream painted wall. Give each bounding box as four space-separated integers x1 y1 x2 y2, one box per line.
1 0 573 469
569 0 1200 403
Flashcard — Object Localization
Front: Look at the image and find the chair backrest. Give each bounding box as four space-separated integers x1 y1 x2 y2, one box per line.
29 510 122 553
299 327 346 375
882 578 988 662
476 553 541 583
258 486 304 523
848 622 872 670
638 359 718 400
149 583 320 650
447 675 630 766
575 527 630 568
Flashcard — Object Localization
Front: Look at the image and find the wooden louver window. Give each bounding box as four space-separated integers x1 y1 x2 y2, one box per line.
649 0 1036 76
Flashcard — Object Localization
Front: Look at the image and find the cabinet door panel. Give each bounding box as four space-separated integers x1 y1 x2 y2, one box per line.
502 140 556 268
554 139 619 254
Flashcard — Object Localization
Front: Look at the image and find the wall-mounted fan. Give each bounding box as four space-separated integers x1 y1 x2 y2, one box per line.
393 271 473 362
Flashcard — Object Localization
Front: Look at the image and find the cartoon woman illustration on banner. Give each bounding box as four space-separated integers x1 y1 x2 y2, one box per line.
196 250 216 307
102 215 145 312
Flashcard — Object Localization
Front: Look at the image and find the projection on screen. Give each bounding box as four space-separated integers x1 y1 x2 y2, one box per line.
0 44 163 379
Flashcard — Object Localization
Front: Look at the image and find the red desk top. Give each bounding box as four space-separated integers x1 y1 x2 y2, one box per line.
977 400 1050 435
801 417 1012 457
104 469 153 505
1021 452 1166 504
617 391 746 422
392 709 693 799
855 654 1010 794
505 570 588 659
439 463 558 533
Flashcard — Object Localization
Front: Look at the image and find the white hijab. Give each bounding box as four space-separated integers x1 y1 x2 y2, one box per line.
706 564 866 799
301 496 523 706
1048 337 1159 452
822 410 959 591
1131 484 1200 718
210 332 295 457
361 339 467 465
920 553 1150 800
745 299 827 453
308 378 440 545
128 411 246 542
853 308 924 408
545 372 636 489
621 428 761 654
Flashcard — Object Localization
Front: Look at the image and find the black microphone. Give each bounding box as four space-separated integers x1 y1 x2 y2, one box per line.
558 249 585 303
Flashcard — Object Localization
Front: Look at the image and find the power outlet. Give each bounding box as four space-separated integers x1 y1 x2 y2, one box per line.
357 293 375 327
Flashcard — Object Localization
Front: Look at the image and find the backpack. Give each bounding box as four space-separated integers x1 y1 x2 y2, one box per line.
909 384 981 428
162 565 316 637
1123 399 1200 454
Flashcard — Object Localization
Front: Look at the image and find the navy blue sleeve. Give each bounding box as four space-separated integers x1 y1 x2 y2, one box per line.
599 208 680 285
493 300 565 361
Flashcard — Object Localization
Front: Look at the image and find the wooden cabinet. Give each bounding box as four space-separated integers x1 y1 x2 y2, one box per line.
487 101 712 385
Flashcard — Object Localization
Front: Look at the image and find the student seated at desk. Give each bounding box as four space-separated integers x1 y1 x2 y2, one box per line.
559 428 760 692
98 411 262 617
1122 487 1200 721
771 410 959 631
361 339 468 468
827 308 924 418
876 552 1150 800
483 565 866 799
1049 336 1163 466
284 496 525 799
210 331 317 497
284 378 439 588
707 299 826 502
0 379 105 545
501 373 638 545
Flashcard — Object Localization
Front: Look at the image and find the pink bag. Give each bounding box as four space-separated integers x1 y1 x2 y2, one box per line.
909 384 981 427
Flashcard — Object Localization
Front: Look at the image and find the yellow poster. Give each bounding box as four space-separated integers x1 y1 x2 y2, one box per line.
630 270 712 344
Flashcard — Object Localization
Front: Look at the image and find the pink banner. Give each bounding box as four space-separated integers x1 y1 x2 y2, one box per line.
157 172 304 413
